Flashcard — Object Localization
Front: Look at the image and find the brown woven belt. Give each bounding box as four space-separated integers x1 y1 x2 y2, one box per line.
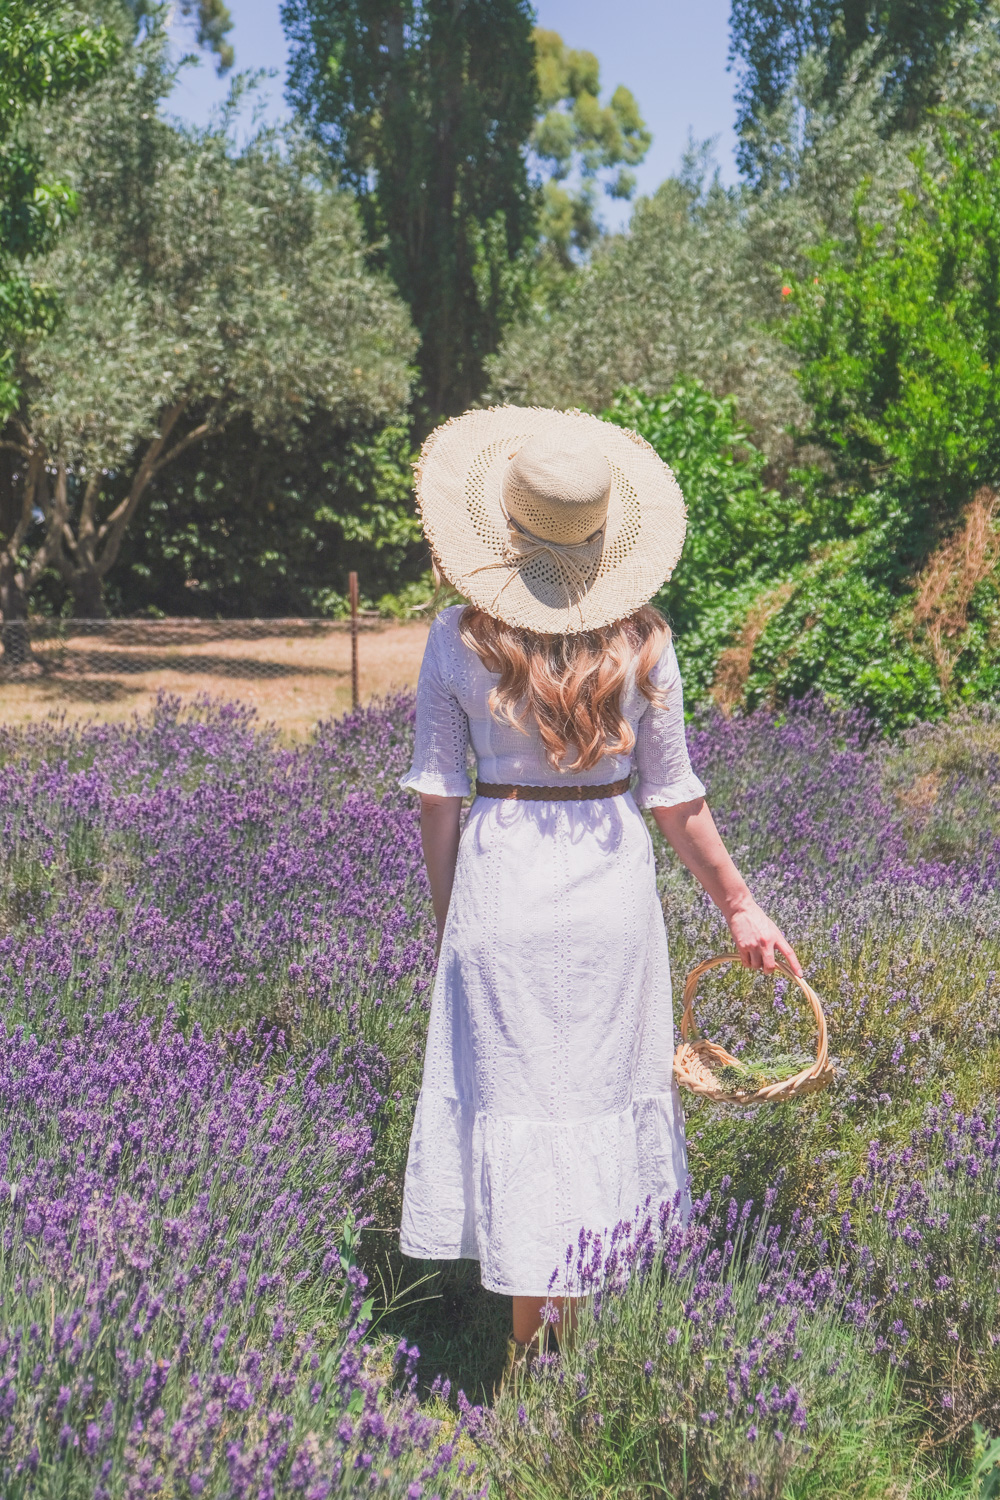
474 776 632 802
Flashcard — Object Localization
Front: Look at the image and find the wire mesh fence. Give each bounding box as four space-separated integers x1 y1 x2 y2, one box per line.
0 615 430 737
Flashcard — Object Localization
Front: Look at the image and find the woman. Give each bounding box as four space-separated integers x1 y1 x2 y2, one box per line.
399 406 800 1353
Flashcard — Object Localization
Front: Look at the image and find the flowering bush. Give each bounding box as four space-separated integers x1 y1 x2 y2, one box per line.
0 691 997 1495
0 696 481 1499
841 1098 1000 1439
487 1188 911 1499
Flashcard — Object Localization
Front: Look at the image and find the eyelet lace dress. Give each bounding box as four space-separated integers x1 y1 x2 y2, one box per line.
399 606 705 1297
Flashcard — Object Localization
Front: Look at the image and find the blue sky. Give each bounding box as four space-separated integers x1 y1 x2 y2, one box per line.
167 0 740 219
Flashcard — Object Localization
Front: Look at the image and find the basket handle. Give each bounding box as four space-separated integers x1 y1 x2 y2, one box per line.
680 952 829 1075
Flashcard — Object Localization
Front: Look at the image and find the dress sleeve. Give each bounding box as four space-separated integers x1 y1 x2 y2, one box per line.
633 637 707 810
399 614 472 798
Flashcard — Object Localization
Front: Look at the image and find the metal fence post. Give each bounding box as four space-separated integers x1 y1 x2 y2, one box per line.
349 571 359 710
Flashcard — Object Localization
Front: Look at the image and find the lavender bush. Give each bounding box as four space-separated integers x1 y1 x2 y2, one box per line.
486 1189 919 1500
0 691 997 1495
841 1096 1000 1440
654 700 1000 1228
486 699 1000 1495
0 697 483 1498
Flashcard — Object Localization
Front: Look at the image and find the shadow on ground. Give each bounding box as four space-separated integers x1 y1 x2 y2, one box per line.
376 1255 512 1406
31 649 345 680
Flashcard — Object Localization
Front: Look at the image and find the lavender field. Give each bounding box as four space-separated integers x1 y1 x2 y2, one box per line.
1 693 999 1499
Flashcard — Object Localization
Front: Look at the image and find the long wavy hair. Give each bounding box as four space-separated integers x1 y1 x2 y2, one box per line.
460 604 670 772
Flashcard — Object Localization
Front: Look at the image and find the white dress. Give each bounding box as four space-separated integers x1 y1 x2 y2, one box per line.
399 605 706 1297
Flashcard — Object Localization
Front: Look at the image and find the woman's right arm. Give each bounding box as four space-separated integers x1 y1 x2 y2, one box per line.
651 798 801 975
399 613 471 955
419 794 463 957
635 634 800 975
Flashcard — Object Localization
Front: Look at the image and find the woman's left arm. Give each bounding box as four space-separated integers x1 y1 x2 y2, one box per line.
651 797 802 975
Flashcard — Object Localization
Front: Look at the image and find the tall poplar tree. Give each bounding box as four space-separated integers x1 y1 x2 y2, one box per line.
281 0 538 422
729 0 987 178
119 0 236 72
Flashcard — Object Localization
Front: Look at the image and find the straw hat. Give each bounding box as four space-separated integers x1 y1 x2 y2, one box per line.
414 405 687 635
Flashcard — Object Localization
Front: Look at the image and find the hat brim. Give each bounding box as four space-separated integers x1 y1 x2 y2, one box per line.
414 406 687 635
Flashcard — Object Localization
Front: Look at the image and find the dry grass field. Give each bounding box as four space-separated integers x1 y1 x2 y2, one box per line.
0 618 431 739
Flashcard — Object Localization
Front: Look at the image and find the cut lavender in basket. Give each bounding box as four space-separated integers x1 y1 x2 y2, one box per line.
715 1051 815 1095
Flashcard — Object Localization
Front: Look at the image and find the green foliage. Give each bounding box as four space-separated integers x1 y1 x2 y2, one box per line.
974 1425 1000 1500
768 128 1000 723
4 17 416 618
0 0 119 418
106 416 423 617
786 136 1000 514
729 0 988 180
531 28 650 265
119 0 235 72
736 542 943 727
605 382 826 622
488 148 809 462
490 19 1000 458
601 369 995 730
603 382 832 703
497 70 1000 731
281 0 538 420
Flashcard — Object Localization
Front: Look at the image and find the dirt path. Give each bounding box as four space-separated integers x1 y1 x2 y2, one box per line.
0 618 431 739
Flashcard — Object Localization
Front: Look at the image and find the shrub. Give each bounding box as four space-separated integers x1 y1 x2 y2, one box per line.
601 381 831 708
784 137 1000 510
604 378 996 729
774 131 1000 724
486 1190 921 1500
840 1098 1000 1440
0 693 998 1491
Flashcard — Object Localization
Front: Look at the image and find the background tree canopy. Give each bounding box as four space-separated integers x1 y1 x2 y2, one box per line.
491 3 1000 726
118 0 236 71
2 7 416 624
531 28 650 264
281 0 538 423
1 0 998 728
728 0 990 177
0 0 119 655
0 0 119 419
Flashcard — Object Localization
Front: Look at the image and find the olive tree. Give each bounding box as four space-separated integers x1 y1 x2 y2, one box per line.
2 22 416 622
0 1 120 660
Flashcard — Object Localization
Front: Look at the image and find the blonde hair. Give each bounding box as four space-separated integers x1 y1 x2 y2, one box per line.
460 604 669 773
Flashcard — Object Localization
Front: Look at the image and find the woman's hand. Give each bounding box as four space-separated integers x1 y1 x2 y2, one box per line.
726 898 801 975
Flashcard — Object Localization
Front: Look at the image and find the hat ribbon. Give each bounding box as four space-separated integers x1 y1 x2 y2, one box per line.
465 516 604 624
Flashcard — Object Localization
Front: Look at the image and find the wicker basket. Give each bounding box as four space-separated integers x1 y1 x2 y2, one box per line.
673 953 834 1105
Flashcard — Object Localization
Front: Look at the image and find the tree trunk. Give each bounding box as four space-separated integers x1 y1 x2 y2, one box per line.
0 447 36 668
69 568 107 619
841 0 871 53
0 561 32 666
